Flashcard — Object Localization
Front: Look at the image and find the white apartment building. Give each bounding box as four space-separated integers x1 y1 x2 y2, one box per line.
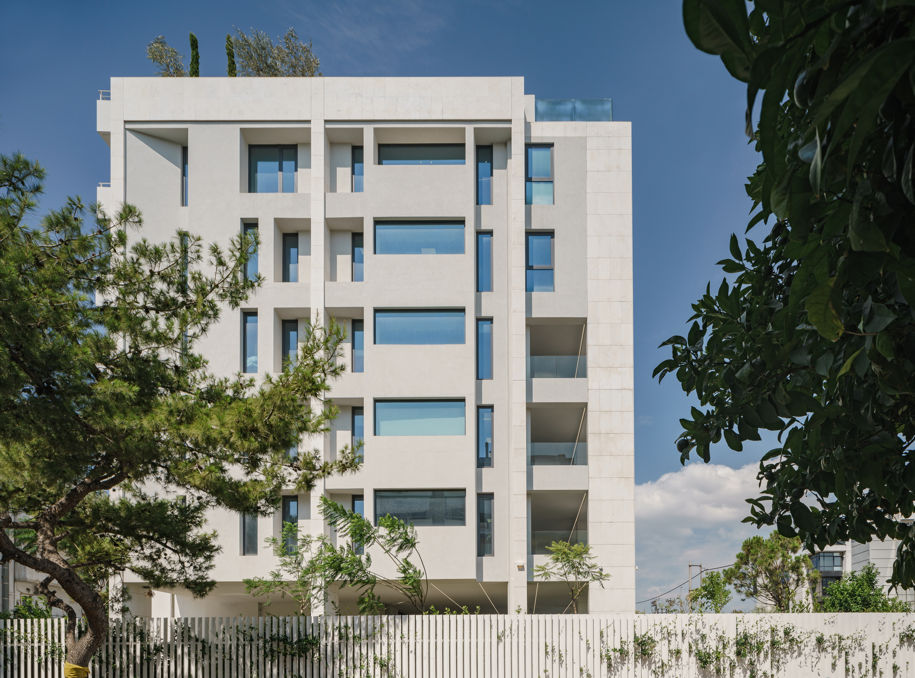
812 539 915 605
94 77 634 616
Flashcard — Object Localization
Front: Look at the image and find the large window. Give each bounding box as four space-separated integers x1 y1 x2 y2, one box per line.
374 309 465 345
282 320 298 367
526 232 555 292
241 512 258 555
476 319 493 379
525 144 554 205
181 145 188 206
281 496 298 554
374 490 466 526
243 223 258 282
242 311 258 373
248 145 296 193
477 494 493 556
374 400 465 436
476 145 492 205
352 320 364 372
352 407 364 461
378 144 464 165
282 233 299 282
352 146 364 192
477 406 493 468
374 222 464 255
476 232 492 292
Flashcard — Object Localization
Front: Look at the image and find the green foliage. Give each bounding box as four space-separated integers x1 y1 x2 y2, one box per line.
231 27 320 77
658 0 915 588
650 596 688 613
146 35 186 77
533 540 610 613
689 571 732 613
423 605 481 615
189 33 199 77
819 564 911 612
0 596 52 619
226 34 236 77
0 153 359 664
724 534 817 611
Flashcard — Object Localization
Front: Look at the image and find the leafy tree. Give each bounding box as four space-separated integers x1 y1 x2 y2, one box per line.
226 33 236 77
146 35 186 77
0 596 52 619
724 533 817 612
656 1 915 587
689 571 731 613
0 154 359 668
819 564 910 612
231 27 320 77
189 33 199 77
534 541 610 613
650 596 688 614
245 497 427 615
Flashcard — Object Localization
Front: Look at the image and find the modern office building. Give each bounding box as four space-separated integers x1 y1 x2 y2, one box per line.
95 77 634 616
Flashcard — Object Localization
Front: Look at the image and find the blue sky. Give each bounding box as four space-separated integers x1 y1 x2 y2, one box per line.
0 0 772 604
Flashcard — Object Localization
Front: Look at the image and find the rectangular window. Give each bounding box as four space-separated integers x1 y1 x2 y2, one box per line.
241 512 258 555
526 232 555 292
374 309 465 345
476 232 492 292
374 222 464 255
476 318 493 379
477 406 493 468
374 400 465 436
242 311 258 373
352 146 364 192
352 320 364 373
282 233 299 283
477 494 494 556
351 232 364 282
525 144 554 205
281 496 298 554
374 490 465 526
181 145 188 206
243 223 258 282
352 494 364 554
282 319 298 367
248 145 297 193
476 145 492 205
377 144 465 165
352 407 364 461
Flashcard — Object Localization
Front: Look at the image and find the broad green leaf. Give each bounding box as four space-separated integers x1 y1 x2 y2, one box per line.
805 278 843 341
864 303 895 333
790 501 816 532
683 0 751 78
837 348 862 377
723 428 743 451
729 233 742 261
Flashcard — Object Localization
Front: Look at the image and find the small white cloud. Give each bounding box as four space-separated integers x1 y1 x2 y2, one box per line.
636 463 771 610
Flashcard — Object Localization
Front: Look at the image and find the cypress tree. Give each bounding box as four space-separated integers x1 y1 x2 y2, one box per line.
189 32 199 77
226 34 236 77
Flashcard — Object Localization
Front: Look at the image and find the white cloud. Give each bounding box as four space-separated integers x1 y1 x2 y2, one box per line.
635 462 771 611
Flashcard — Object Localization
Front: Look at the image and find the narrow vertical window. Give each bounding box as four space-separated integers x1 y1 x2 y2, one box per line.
525 232 555 292
352 407 364 459
476 232 492 292
477 494 494 556
242 311 258 373
352 494 364 554
281 146 296 193
352 320 364 373
476 145 493 205
477 406 493 468
243 223 258 282
282 233 299 283
352 146 364 193
281 496 298 553
282 319 298 367
352 233 364 282
181 145 188 206
476 318 493 380
241 513 258 555
525 144 554 204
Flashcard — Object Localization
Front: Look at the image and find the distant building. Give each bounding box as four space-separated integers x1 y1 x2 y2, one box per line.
811 538 914 605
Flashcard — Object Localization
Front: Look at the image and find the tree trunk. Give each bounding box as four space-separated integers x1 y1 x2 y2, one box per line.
65 610 108 667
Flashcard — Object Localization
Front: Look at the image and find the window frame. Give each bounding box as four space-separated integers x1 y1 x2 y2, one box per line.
374 309 466 345
351 232 364 282
242 222 258 282
282 232 299 283
476 231 493 293
476 145 493 205
525 231 555 292
281 319 298 367
240 512 258 555
352 146 364 192
242 311 258 374
477 493 494 557
248 144 297 193
352 319 365 373
525 144 554 205
281 495 298 554
352 407 364 461
477 406 493 468
373 489 466 526
476 318 493 380
373 221 465 255
374 399 466 436
377 143 465 165
181 145 188 206
352 494 365 553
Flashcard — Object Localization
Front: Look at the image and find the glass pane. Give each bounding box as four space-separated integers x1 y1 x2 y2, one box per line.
282 233 298 282
281 147 296 193
527 146 552 179
243 312 257 373
352 408 364 446
352 232 364 282
527 233 553 267
529 355 587 378
476 319 492 379
526 181 554 205
526 268 555 292
249 146 279 193
476 233 492 292
374 400 465 436
374 490 465 525
378 144 465 165
374 310 465 344
242 513 258 555
181 146 188 206
282 496 298 553
477 494 493 556
352 320 364 373
529 442 587 465
352 146 364 193
476 145 492 205
244 224 258 281
282 320 298 367
374 222 464 255
477 407 493 468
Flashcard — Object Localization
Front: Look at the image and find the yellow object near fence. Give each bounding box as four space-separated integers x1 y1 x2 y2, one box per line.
63 662 90 678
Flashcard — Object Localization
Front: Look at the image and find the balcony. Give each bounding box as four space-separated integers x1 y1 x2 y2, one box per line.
529 442 587 466
529 355 586 379
529 490 588 556
529 404 587 467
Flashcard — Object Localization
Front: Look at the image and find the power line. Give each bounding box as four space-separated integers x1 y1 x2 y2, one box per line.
636 563 732 605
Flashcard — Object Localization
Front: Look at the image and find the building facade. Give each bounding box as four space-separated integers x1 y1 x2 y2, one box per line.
95 77 634 616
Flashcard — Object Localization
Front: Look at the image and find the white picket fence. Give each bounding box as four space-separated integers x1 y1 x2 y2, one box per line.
2 613 915 677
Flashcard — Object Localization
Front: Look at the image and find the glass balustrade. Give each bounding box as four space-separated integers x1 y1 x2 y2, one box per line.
529 355 587 378
528 442 587 465
530 528 588 555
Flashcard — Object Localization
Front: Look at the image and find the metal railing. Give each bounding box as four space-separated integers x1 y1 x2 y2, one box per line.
98 90 111 101
97 182 111 188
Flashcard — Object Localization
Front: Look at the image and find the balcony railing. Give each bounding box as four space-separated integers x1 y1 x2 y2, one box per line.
530 355 586 379
534 98 612 122
98 90 111 101
530 528 588 555
529 442 587 466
